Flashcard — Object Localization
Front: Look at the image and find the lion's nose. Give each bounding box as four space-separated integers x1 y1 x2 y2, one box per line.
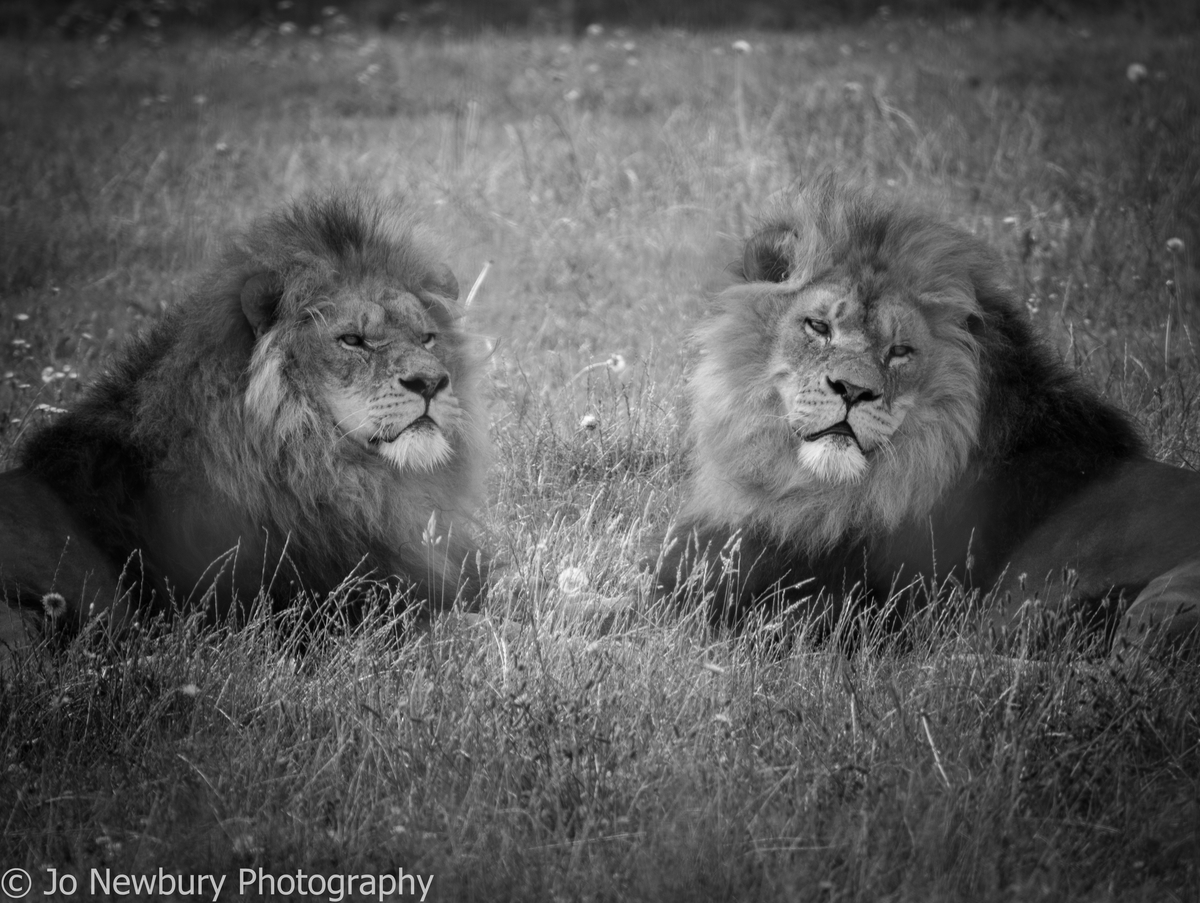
401 372 450 400
827 377 878 406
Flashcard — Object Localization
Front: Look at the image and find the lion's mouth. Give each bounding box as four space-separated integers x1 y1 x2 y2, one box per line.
804 421 861 447
371 415 438 445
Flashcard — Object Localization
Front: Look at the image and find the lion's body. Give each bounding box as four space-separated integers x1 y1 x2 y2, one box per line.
1 195 488 650
656 180 1200 652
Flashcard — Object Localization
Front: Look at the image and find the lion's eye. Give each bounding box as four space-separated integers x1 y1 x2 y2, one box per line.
805 318 831 338
888 344 913 362
421 333 437 349
339 334 366 349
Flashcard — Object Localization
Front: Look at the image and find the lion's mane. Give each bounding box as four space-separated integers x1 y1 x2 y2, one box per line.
658 179 1143 627
16 194 488 622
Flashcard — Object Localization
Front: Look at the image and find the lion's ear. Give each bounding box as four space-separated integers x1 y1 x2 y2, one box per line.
421 264 460 302
966 312 986 338
240 272 284 338
742 226 796 283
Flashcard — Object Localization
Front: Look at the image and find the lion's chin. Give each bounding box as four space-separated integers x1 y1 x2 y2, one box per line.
376 422 454 472
797 436 868 484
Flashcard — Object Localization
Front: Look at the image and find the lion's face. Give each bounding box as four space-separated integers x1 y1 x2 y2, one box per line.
314 284 465 472
684 183 996 547
243 269 476 476
769 280 925 485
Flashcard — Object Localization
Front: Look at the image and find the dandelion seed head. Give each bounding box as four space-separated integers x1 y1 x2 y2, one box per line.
179 683 200 697
579 413 599 431
557 566 590 595
41 592 68 619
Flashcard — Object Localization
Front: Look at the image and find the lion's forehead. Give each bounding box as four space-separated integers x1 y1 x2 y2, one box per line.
329 290 436 335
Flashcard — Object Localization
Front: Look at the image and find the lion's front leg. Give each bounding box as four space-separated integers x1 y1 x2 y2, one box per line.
1114 559 1200 658
653 521 840 632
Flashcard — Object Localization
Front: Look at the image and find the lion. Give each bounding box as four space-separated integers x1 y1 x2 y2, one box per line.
0 193 489 656
655 179 1200 656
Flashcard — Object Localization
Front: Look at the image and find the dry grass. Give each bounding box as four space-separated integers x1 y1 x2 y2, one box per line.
1 12 1199 901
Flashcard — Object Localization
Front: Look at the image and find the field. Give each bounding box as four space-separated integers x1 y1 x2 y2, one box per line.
2 10 1199 901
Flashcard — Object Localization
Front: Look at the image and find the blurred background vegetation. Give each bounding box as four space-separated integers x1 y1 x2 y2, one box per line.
1 0 1194 37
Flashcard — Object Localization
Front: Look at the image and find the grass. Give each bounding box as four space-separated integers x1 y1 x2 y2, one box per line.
2 10 1199 901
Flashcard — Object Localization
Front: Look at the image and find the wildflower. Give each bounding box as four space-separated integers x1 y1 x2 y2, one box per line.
41 592 67 619
14 313 29 322
579 413 599 431
732 39 752 54
565 88 581 102
34 404 68 415
231 833 260 856
279 21 297 35
41 366 56 383
215 141 230 153
322 5 338 15
94 835 122 854
192 93 207 105
572 352 628 383
557 566 590 595
586 23 603 37
1126 63 1148 83
179 683 199 697
1167 237 1185 253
